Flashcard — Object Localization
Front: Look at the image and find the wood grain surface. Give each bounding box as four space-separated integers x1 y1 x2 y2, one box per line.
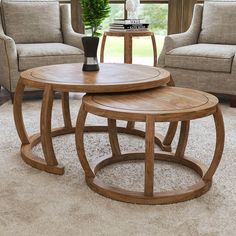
76 86 224 204
83 86 219 122
14 63 173 175
20 63 169 93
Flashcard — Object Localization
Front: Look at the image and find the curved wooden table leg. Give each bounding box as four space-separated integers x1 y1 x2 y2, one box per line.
100 34 107 63
33 85 65 174
203 105 225 181
125 120 175 151
14 81 64 174
84 124 170 151
151 33 157 67
108 119 121 157
21 127 72 174
77 89 223 204
124 34 132 64
162 75 177 149
145 116 155 197
40 85 59 167
13 78 29 144
61 92 72 129
175 121 190 158
77 109 223 204
163 121 178 148
76 104 95 178
126 121 135 129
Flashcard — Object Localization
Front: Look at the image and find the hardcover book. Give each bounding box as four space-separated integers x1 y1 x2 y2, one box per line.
114 19 146 24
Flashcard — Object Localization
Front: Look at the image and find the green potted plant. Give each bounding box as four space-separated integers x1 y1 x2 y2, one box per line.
81 0 110 71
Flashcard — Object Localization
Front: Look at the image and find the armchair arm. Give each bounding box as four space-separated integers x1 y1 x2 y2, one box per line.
231 55 236 74
0 32 19 91
158 4 203 66
61 4 84 50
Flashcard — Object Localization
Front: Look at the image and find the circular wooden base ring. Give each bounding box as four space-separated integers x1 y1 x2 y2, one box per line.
20 127 75 175
84 125 171 152
20 125 170 175
85 152 212 205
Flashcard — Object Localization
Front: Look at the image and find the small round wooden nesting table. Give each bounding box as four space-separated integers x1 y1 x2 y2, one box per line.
100 30 157 66
76 86 225 205
13 63 174 175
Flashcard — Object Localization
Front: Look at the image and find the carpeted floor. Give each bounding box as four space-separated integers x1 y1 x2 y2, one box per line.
0 98 236 236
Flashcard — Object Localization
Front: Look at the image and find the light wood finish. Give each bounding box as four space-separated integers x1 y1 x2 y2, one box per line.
40 85 58 166
61 92 73 129
144 115 155 196
108 119 121 158
76 104 95 178
21 129 69 174
83 87 219 122
13 80 30 145
20 63 169 93
175 121 190 158
163 121 178 146
76 86 224 204
203 106 225 181
13 63 173 174
126 121 135 129
100 31 157 66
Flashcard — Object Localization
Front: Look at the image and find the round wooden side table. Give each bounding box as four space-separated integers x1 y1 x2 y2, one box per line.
13 63 175 175
76 86 225 204
100 30 157 66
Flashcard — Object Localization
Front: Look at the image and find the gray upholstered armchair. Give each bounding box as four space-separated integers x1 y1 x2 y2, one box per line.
159 0 236 107
0 0 84 99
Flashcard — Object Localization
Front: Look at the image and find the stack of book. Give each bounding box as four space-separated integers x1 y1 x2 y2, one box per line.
109 19 149 32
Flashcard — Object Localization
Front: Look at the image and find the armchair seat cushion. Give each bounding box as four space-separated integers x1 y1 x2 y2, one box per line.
165 44 236 73
16 43 84 71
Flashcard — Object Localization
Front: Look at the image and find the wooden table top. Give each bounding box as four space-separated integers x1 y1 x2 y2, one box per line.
20 63 170 93
104 30 154 37
83 86 219 122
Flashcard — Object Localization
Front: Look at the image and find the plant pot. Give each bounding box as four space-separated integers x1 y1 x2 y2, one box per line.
82 36 99 71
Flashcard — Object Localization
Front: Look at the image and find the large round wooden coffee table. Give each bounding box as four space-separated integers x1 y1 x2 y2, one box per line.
13 63 176 175
76 86 224 204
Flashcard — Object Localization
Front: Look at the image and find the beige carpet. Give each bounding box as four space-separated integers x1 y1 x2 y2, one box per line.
0 97 236 236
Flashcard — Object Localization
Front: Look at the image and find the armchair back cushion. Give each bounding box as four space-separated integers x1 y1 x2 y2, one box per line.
1 0 63 43
198 0 236 44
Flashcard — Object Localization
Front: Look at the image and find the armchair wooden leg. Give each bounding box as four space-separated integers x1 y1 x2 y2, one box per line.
230 95 236 107
10 92 15 104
